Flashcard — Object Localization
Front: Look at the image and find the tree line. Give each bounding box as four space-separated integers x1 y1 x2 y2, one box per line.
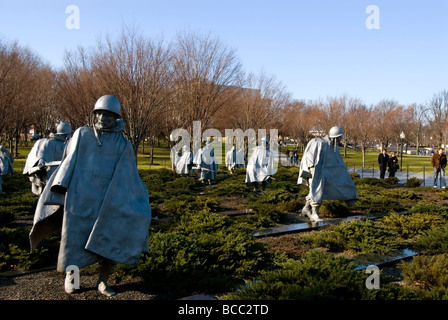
0 28 446 165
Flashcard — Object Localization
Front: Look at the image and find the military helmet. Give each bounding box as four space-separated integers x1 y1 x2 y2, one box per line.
92 95 121 117
56 122 72 135
328 126 344 138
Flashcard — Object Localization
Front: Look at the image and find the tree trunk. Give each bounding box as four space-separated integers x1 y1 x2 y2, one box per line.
362 145 366 167
150 141 154 165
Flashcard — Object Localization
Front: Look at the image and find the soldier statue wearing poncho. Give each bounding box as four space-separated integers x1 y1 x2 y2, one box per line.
29 95 152 297
174 145 193 176
225 145 245 174
298 126 358 222
0 145 15 194
23 123 72 195
193 141 218 185
245 136 276 193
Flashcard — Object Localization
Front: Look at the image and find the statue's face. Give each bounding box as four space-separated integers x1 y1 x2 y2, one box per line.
95 110 117 129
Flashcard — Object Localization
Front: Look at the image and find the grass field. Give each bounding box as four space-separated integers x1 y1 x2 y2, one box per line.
5 141 435 174
341 149 433 174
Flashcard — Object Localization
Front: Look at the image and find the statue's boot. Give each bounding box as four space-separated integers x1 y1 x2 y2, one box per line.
309 205 323 222
301 200 312 218
97 258 116 297
64 270 79 294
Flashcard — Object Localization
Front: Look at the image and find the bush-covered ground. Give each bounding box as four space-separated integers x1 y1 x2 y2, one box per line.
2 153 448 300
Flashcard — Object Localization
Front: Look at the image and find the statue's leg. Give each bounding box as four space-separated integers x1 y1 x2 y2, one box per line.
97 258 116 297
309 203 323 222
301 198 312 218
252 182 259 193
64 269 79 294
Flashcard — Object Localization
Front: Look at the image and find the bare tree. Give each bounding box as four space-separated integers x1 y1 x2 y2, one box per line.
214 70 290 132
348 103 375 166
170 31 243 136
0 40 42 155
91 27 173 158
281 100 320 151
372 99 402 149
28 66 60 138
55 47 101 129
425 90 448 147
403 103 427 155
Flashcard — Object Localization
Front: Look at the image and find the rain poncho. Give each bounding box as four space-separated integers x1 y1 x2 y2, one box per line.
175 146 193 175
193 143 218 182
225 146 245 173
298 135 358 205
23 135 67 195
245 145 276 183
30 120 152 272
0 145 14 193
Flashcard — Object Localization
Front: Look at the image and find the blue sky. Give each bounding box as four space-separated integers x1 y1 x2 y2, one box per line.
0 0 446 107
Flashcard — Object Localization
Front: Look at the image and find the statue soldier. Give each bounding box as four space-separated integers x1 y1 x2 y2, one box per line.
175 145 193 176
245 136 276 193
23 123 72 195
0 145 15 194
225 145 245 174
298 126 358 222
194 141 218 185
29 95 152 297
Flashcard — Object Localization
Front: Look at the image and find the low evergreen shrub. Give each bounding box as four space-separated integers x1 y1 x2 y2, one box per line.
210 179 252 197
380 189 422 201
351 194 403 213
399 254 448 289
302 220 402 255
405 177 423 188
384 177 400 185
355 177 391 188
410 202 448 218
221 250 372 300
163 195 220 215
320 200 350 218
414 225 448 255
0 227 59 272
378 211 445 239
136 211 277 294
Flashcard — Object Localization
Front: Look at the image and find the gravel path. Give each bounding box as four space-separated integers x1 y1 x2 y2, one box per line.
0 268 159 300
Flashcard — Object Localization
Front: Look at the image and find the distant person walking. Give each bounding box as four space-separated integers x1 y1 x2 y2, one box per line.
431 147 447 189
387 152 399 178
378 149 389 179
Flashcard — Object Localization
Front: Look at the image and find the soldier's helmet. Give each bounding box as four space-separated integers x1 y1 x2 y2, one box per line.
93 95 121 117
328 126 344 138
56 122 72 135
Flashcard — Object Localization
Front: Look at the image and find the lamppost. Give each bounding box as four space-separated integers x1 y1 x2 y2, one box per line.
400 131 406 171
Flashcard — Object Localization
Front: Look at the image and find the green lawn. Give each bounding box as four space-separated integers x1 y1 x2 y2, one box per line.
6 142 435 174
340 149 433 174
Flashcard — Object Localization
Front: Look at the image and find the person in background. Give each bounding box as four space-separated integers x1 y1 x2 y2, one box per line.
431 147 447 189
378 149 389 179
387 151 399 178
